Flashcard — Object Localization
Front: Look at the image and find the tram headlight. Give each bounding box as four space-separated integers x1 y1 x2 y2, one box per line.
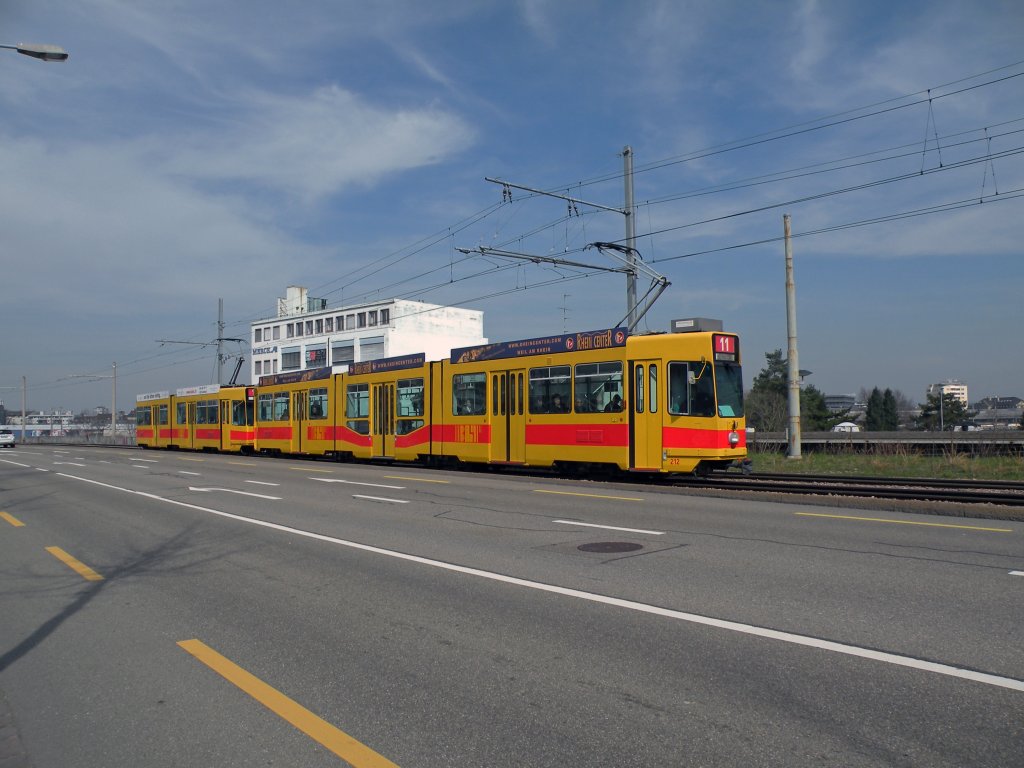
728 430 740 447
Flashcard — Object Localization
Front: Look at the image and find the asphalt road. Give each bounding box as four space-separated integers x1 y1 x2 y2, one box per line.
1 446 1022 767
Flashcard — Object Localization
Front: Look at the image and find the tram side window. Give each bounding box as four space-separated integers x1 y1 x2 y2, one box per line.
232 400 253 426
176 402 188 425
137 408 152 426
309 388 328 420
158 405 168 425
574 362 623 413
396 378 425 435
195 400 218 425
346 383 370 434
273 392 290 421
397 378 424 417
453 373 486 415
668 362 716 417
257 394 273 422
529 366 571 414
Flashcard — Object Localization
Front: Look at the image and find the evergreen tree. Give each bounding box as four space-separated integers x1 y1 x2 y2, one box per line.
881 388 899 430
746 350 843 431
801 384 842 431
915 392 967 430
746 349 788 431
865 387 884 431
751 349 787 397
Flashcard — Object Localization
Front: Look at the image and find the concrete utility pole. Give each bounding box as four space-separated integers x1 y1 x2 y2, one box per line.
217 298 224 385
623 146 638 329
784 214 802 459
111 362 117 437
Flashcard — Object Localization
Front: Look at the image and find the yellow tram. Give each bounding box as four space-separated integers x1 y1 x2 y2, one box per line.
136 385 255 452
241 320 745 474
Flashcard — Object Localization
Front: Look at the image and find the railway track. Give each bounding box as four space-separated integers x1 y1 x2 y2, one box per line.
692 471 1024 507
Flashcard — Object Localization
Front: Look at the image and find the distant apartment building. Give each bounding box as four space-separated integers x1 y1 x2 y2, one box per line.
824 394 856 414
927 380 968 408
250 286 486 381
972 396 1023 411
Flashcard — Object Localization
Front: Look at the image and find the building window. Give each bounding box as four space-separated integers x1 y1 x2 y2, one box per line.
380 308 390 325
254 328 262 342
305 346 327 367
282 349 301 370
286 323 295 338
357 312 367 328
332 342 354 366
255 361 262 375
360 338 385 360
305 320 313 335
345 314 355 330
368 310 378 326
325 317 334 333
273 326 281 340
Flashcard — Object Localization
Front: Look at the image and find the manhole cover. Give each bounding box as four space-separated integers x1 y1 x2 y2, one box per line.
577 541 644 553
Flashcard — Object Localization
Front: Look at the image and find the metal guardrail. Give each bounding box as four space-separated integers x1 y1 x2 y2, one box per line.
18 435 136 447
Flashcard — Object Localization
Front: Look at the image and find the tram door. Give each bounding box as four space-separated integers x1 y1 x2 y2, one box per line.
490 369 526 463
292 391 307 452
219 397 232 450
371 383 396 458
185 402 197 450
629 360 662 470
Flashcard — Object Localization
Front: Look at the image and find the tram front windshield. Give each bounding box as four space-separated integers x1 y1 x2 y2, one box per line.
714 362 744 418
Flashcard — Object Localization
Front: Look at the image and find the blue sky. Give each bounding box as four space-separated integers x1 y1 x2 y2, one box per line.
1 0 1021 414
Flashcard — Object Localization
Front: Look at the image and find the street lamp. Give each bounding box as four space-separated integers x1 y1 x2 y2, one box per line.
0 43 69 62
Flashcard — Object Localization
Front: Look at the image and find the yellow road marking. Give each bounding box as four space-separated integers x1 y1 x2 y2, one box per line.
45 546 104 581
1 511 25 527
795 512 1012 532
534 489 643 502
178 639 399 767
383 475 450 484
291 466 334 473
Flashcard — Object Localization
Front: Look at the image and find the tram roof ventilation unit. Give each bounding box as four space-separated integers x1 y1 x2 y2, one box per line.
671 318 723 333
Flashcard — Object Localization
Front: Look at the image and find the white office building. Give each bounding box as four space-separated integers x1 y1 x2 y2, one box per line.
250 286 486 381
927 379 969 408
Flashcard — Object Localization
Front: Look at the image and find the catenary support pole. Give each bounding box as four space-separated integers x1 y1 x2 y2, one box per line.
784 214 802 459
623 146 637 330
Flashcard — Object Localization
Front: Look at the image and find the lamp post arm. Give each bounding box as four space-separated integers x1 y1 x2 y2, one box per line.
0 43 69 61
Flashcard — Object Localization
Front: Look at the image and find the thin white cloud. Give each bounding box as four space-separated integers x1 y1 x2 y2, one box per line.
164 85 474 202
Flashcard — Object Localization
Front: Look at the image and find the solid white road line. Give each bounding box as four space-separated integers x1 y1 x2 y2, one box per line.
352 495 409 504
312 478 405 489
189 486 282 500
552 520 665 535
